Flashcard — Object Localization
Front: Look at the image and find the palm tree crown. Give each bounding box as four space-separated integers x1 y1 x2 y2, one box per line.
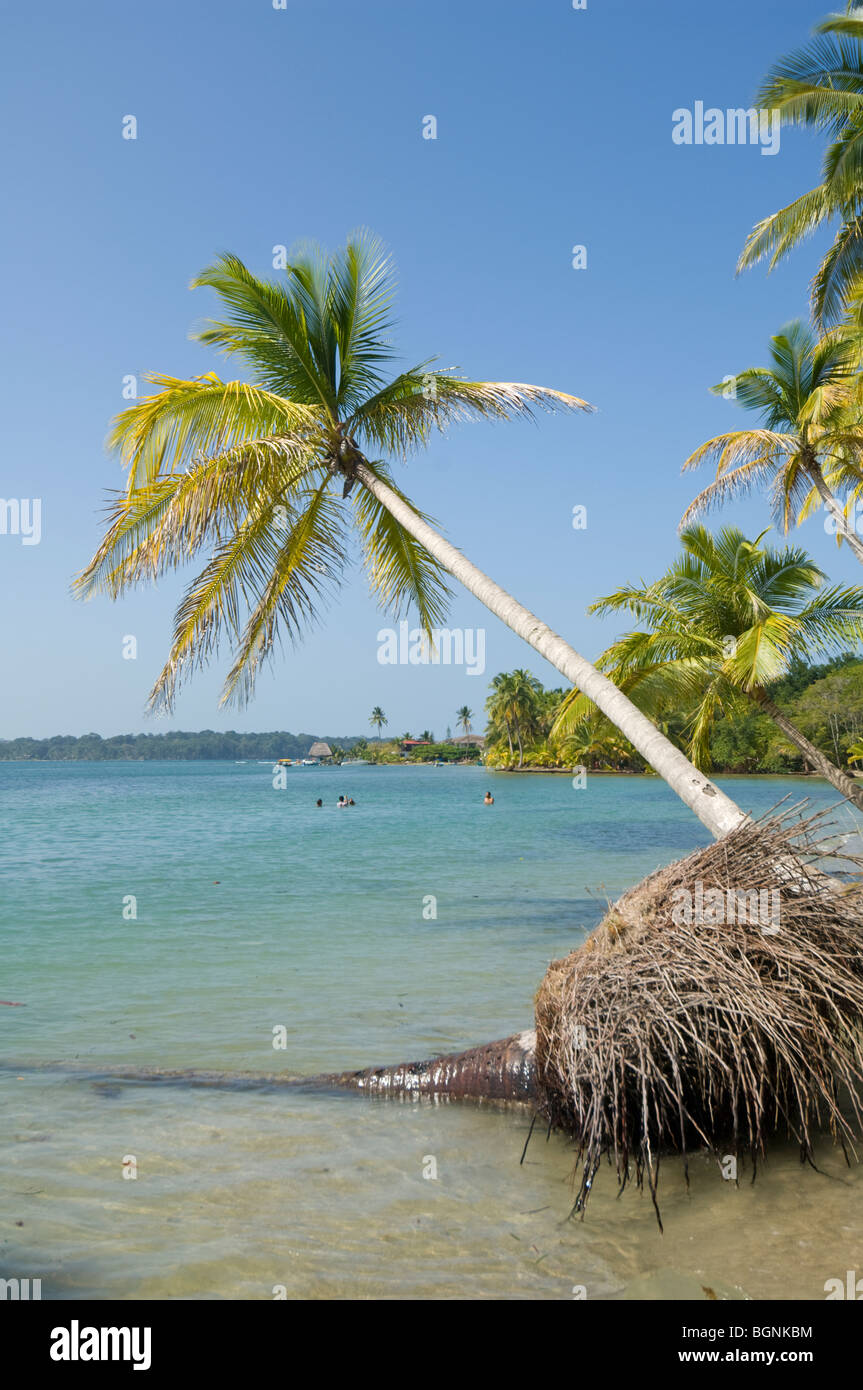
738 8 863 323
553 524 863 802
681 320 863 563
369 706 388 738
456 705 474 735
74 230 752 839
486 669 542 767
76 232 589 710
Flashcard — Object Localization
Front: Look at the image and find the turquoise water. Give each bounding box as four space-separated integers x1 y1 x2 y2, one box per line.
2 762 862 1300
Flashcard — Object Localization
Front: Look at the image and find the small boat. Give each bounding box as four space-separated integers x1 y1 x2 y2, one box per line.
301 758 319 766
276 758 293 766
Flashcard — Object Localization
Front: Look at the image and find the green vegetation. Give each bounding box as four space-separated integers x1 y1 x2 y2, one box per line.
682 322 863 567
76 233 585 714
485 653 863 776
74 229 754 837
369 706 388 739
553 526 863 804
739 8 863 326
0 731 363 762
359 739 481 765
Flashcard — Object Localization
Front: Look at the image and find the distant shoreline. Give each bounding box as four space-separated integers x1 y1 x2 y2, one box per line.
0 758 855 782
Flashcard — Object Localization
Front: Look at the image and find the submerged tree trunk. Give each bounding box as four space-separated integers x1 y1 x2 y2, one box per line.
355 462 747 840
753 687 863 810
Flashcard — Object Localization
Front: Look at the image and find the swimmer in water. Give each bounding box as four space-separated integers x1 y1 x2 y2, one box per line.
316 799 323 807
484 791 494 805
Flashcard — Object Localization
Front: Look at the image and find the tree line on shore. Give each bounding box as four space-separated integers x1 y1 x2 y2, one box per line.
0 731 363 762
486 651 863 780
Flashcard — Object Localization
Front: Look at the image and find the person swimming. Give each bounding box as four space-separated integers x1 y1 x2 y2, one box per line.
348 798 356 806
337 795 348 808
316 799 323 807
484 791 494 805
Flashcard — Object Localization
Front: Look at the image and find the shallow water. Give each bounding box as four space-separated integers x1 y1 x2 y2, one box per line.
2 762 861 1299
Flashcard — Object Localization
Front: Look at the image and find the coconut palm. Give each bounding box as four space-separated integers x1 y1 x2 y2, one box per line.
681 320 863 565
559 712 638 771
485 670 542 768
456 705 474 735
369 706 387 740
737 8 863 325
75 233 746 838
554 525 863 807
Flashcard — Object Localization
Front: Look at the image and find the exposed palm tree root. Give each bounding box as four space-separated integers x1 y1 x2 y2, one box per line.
534 803 863 1225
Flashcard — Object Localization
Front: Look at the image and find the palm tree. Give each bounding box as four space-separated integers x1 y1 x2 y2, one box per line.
681 320 863 566
485 670 542 768
559 712 638 771
369 706 387 740
738 8 863 325
456 704 474 736
75 233 746 839
554 525 863 808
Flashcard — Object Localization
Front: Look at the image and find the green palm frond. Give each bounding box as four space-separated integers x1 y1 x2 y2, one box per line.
327 230 397 411
75 440 320 599
351 458 453 631
80 234 593 709
191 253 340 414
351 369 593 458
109 374 321 489
149 480 348 711
569 524 863 763
811 212 863 323
219 482 349 707
737 186 837 276
742 17 863 323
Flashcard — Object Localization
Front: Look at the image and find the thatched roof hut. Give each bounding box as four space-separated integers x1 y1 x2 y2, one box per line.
308 741 333 761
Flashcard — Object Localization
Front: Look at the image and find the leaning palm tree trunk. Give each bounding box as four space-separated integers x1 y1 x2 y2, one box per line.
753 688 863 809
355 462 746 840
804 463 863 568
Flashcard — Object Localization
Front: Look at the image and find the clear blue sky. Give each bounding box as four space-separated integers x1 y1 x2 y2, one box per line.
0 0 853 739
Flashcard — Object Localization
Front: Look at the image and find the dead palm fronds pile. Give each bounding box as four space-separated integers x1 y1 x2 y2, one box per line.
534 803 863 1225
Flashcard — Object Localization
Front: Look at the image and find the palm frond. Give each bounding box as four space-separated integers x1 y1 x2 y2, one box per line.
351 371 593 457
351 459 452 632
108 374 321 489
